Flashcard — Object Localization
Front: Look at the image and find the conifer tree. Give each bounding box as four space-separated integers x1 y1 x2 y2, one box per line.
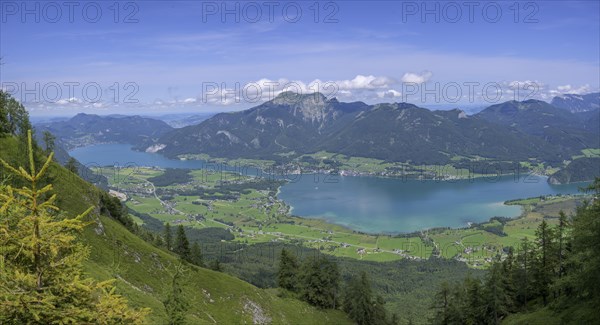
343 271 388 325
514 237 534 310
42 130 55 155
163 262 188 325
534 220 555 306
165 222 173 251
464 275 485 324
432 281 451 325
277 248 300 292
174 225 191 261
190 241 203 266
65 157 78 175
483 258 511 325
299 256 340 309
556 210 569 281
0 130 148 323
562 179 600 307
209 259 223 272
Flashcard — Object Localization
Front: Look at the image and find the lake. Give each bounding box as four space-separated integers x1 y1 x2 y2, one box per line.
70 144 587 233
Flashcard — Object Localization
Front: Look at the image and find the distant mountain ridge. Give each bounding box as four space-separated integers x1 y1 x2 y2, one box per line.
476 99 599 154
147 113 215 128
154 92 598 165
550 92 600 113
36 113 174 150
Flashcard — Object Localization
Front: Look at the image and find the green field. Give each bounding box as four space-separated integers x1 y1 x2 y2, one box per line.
100 166 590 267
571 148 600 160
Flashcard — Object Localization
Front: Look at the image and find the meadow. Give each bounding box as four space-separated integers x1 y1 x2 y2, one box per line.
98 166 590 267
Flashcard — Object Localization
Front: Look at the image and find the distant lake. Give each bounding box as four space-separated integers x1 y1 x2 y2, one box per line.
70 144 587 234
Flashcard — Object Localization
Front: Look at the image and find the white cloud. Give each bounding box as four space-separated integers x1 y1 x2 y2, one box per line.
182 98 197 103
550 84 590 96
335 75 395 90
506 80 545 90
377 89 402 98
401 71 433 84
56 97 81 105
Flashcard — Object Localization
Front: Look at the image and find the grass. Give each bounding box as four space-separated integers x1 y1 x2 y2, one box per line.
83 215 351 324
1 137 352 324
503 302 599 325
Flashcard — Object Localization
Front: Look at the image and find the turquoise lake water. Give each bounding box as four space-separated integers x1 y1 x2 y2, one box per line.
70 144 586 233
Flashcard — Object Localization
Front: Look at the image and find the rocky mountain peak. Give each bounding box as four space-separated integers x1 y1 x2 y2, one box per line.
270 92 330 123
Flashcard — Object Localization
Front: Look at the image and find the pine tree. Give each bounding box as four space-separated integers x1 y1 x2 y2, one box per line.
534 220 555 306
154 234 164 247
446 282 466 324
209 259 223 272
562 179 600 308
0 130 148 323
190 241 203 266
501 247 517 312
174 225 191 261
165 222 173 251
65 157 78 175
556 211 569 282
42 130 55 155
515 237 534 310
483 257 511 325
343 271 388 325
277 248 300 292
0 90 31 137
299 256 340 309
432 281 451 325
163 262 188 325
464 275 485 324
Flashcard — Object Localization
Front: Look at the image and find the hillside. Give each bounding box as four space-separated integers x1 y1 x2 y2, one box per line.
33 132 109 189
548 157 600 184
154 93 582 165
0 136 351 324
475 99 599 158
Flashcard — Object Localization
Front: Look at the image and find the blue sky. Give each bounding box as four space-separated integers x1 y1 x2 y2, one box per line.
1 0 599 116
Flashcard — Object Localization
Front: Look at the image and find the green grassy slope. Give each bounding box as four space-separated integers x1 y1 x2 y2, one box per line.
0 137 351 324
503 302 598 325
84 215 350 324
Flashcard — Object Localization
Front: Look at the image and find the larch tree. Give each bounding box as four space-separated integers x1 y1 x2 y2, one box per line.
0 130 148 323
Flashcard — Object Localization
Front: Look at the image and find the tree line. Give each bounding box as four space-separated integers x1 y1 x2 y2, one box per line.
432 179 600 324
0 90 32 139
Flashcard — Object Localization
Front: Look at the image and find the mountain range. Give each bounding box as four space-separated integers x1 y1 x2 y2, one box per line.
34 92 599 183
550 92 600 113
152 92 599 166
